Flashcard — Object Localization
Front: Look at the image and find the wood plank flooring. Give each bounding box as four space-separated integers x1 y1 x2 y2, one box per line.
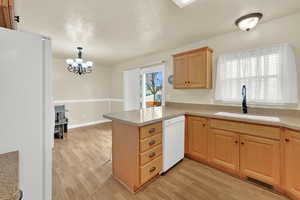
53 123 288 200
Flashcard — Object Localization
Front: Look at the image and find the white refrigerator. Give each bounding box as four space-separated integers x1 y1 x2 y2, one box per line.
0 27 53 200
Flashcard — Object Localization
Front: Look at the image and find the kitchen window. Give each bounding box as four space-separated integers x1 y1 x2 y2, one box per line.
215 44 298 104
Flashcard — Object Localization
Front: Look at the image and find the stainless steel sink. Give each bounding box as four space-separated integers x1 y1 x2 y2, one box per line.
213 112 280 122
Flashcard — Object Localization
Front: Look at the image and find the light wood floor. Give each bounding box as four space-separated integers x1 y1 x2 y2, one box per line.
53 123 288 200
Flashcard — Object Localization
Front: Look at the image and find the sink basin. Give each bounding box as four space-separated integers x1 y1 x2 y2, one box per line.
214 112 280 122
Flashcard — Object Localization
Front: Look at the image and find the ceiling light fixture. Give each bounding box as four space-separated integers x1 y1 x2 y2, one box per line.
235 13 263 31
66 47 93 75
172 0 196 8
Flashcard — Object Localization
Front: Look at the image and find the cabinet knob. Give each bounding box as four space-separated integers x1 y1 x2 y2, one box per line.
285 138 290 142
149 167 156 173
235 141 238 144
202 124 206 127
149 140 156 146
149 152 156 158
241 142 245 145
149 128 156 133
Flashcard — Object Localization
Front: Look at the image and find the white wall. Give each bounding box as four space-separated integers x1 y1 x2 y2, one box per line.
111 12 300 111
52 58 113 127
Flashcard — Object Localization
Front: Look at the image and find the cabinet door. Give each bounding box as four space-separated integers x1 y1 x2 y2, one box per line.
173 55 188 89
240 135 280 186
187 116 208 162
284 129 300 199
209 129 239 175
0 0 15 29
187 51 206 88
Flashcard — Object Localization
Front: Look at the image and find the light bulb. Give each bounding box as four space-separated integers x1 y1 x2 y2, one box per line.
82 63 88 68
75 58 83 64
86 61 93 67
72 62 78 67
66 59 74 65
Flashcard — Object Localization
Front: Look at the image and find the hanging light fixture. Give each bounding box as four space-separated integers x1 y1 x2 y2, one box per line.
235 13 263 31
66 47 93 75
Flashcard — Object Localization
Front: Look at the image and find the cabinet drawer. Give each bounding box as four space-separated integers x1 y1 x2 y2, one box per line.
140 145 162 166
140 122 162 139
210 119 280 140
140 134 162 152
140 156 162 185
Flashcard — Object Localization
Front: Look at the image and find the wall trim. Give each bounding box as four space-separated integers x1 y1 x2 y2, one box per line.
54 98 124 104
110 98 124 102
69 119 112 129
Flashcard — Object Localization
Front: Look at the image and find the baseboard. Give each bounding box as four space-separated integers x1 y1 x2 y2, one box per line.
69 119 112 129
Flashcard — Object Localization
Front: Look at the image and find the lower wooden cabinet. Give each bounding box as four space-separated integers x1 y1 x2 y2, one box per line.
112 121 162 192
240 135 280 186
208 128 239 175
186 116 208 162
186 116 300 200
284 129 300 199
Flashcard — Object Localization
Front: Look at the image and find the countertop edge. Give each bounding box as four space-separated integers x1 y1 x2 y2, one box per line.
104 112 300 132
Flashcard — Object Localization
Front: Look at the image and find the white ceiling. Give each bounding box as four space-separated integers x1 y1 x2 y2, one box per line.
16 0 300 66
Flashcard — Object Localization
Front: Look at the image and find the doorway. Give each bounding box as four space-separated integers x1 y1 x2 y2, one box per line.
123 63 165 111
141 64 165 108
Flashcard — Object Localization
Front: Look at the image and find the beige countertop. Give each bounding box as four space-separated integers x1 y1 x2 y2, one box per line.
103 104 300 131
0 151 20 200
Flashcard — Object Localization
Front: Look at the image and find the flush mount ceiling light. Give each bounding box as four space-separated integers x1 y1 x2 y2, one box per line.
172 0 196 8
66 47 93 75
235 13 263 31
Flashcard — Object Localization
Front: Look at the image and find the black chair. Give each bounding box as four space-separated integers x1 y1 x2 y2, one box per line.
54 105 69 139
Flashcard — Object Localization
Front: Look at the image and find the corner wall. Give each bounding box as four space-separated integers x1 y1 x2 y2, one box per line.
52 58 113 128
110 12 300 112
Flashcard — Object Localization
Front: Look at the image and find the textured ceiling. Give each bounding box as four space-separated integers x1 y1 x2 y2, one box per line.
16 0 300 66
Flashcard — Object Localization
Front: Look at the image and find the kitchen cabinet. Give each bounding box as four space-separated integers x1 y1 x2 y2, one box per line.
0 0 15 29
186 116 208 162
188 117 282 187
112 121 162 192
209 128 239 175
240 135 280 186
173 47 213 89
173 55 188 88
283 129 300 200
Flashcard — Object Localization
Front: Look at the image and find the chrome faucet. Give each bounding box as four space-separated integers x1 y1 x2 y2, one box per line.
242 85 248 114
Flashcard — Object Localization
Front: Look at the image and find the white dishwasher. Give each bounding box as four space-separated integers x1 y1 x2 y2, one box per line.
162 116 185 173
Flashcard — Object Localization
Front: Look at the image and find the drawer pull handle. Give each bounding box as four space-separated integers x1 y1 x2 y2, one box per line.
149 140 156 146
149 167 156 173
285 138 290 142
149 128 156 133
149 152 156 158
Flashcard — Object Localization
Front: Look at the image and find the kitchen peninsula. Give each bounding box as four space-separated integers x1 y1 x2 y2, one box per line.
104 103 300 200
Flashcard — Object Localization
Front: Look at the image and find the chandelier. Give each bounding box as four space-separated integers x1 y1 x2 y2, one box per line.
66 47 93 75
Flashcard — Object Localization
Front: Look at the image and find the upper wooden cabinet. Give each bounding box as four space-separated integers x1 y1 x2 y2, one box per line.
283 129 300 200
173 47 213 89
0 0 15 29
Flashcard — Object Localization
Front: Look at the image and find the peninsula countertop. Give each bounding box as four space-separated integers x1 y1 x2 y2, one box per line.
103 104 300 132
